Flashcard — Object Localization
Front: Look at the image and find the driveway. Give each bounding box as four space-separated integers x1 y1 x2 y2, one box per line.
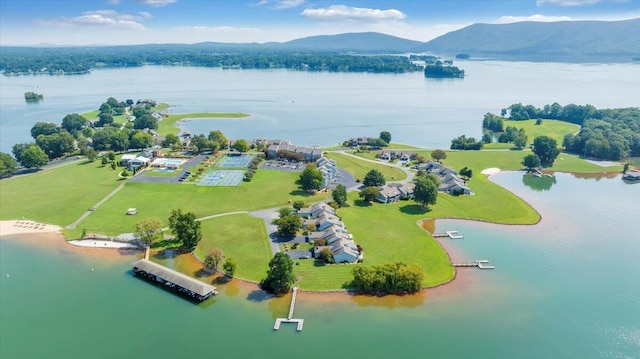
286 249 313 260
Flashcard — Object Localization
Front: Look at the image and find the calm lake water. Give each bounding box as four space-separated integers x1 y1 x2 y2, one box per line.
1 62 639 358
1 172 638 359
1 61 639 152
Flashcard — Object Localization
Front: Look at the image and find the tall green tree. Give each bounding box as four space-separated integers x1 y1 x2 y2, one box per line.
413 176 438 209
135 217 164 247
0 152 18 177
379 131 392 144
133 114 158 130
36 131 75 160
30 122 60 139
532 136 561 164
359 186 379 202
299 164 324 191
332 184 348 207
208 130 229 149
261 252 295 295
363 169 385 187
277 214 302 237
129 131 154 149
522 153 542 170
222 257 238 278
232 139 249 153
431 149 447 162
204 248 224 272
162 133 181 148
61 113 88 134
168 209 202 251
19 144 49 168
97 112 114 127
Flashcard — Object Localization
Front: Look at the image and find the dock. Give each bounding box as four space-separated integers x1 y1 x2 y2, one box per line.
452 260 495 269
132 259 217 301
433 230 464 239
274 287 304 332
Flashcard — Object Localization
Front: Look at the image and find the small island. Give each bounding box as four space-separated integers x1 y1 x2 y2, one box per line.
24 91 43 102
424 62 465 78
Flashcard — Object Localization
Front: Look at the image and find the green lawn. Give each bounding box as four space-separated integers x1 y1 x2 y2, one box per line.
194 214 271 282
484 119 579 150
0 160 122 226
66 169 329 238
325 152 407 181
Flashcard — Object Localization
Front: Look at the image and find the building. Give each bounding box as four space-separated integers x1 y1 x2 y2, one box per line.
345 137 369 147
297 202 335 219
316 157 338 188
266 140 323 162
417 161 474 195
377 183 416 203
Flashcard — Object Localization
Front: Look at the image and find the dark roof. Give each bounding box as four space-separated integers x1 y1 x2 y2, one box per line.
132 259 216 297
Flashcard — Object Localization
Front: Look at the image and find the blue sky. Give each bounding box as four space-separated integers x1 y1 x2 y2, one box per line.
0 0 638 45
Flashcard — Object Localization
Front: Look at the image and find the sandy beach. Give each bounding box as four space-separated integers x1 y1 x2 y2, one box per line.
0 220 62 237
481 167 501 176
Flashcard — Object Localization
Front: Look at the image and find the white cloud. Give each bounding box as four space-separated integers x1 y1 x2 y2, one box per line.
132 0 176 7
301 5 406 23
36 10 149 31
537 0 601 5
494 14 574 23
257 0 305 9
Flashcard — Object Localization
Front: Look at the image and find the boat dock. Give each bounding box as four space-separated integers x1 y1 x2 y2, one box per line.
132 259 218 301
433 230 464 239
274 287 304 331
452 260 495 269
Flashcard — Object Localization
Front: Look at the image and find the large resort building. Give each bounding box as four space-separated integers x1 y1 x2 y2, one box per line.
266 140 323 162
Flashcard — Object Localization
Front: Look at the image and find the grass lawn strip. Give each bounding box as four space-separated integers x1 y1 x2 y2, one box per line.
325 152 407 182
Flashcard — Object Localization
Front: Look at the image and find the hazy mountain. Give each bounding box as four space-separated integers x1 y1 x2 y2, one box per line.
275 32 425 52
415 18 640 58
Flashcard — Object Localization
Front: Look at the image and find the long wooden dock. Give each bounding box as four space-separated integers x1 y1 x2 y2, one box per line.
274 287 304 332
452 260 495 269
433 230 464 239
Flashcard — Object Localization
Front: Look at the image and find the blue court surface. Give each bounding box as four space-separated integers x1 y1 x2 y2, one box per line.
197 170 245 186
217 154 254 168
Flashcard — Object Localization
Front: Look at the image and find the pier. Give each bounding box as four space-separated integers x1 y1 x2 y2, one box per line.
273 287 304 332
452 260 495 269
132 259 217 301
433 230 464 239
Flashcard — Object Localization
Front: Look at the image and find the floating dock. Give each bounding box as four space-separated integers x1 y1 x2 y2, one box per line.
433 230 464 239
132 259 217 301
452 260 495 269
274 287 304 331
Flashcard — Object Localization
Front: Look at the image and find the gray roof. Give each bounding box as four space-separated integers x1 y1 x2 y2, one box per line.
132 259 217 297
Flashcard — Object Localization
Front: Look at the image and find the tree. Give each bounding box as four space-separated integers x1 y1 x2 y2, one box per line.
623 163 630 174
208 130 229 149
135 217 164 247
482 132 493 144
260 252 295 295
318 248 335 264
97 112 114 127
359 186 379 202
30 122 60 139
129 131 154 149
222 257 238 277
459 167 473 180
278 207 293 218
522 153 542 171
19 144 48 168
232 139 249 153
332 184 348 207
61 113 88 134
513 132 528 150
162 133 180 147
12 143 31 164
532 136 561 164
0 152 18 177
363 169 385 187
204 248 224 272
36 131 75 160
379 131 392 144
168 209 202 250
299 164 324 191
292 200 306 211
367 137 388 147
133 114 158 130
82 147 98 162
99 103 112 114
413 176 438 209
277 214 302 237
431 149 447 162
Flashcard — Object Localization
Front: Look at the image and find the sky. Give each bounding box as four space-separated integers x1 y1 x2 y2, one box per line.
0 0 638 46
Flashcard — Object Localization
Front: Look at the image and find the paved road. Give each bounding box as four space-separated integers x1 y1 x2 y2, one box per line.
248 207 281 255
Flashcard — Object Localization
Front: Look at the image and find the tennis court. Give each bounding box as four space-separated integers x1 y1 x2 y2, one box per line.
197 170 245 186
217 154 254 168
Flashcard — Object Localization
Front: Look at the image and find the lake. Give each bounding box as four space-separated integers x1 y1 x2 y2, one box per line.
1 62 639 358
1 61 640 152
1 171 638 359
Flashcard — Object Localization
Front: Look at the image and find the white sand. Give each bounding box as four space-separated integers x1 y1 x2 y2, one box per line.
68 240 139 249
0 220 62 237
481 167 501 175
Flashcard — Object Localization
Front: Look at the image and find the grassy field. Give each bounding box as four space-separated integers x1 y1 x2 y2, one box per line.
0 159 123 226
157 112 249 137
325 152 407 181
65 169 329 238
194 214 271 282
484 119 579 150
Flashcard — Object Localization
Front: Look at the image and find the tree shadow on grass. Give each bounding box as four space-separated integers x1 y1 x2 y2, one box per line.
289 189 322 197
353 199 373 207
399 204 431 215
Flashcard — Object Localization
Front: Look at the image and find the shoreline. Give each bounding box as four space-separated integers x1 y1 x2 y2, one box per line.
0 220 62 237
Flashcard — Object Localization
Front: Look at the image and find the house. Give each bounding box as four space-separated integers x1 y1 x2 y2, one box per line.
377 183 416 203
418 161 473 195
319 227 351 245
379 152 391 161
120 154 137 166
345 137 369 147
331 238 361 263
266 140 323 162
315 212 344 231
297 202 335 219
398 182 415 199
316 157 338 188
128 156 150 170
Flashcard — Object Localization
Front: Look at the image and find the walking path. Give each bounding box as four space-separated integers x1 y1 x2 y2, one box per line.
66 182 126 229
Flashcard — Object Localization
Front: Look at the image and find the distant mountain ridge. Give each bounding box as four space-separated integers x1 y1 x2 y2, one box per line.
416 18 640 58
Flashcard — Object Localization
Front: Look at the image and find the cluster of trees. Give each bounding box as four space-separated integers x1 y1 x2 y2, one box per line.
243 153 264 182
450 135 484 150
275 207 302 237
408 55 439 64
204 248 237 277
189 130 229 154
299 163 324 192
0 152 18 177
424 63 465 78
260 252 296 295
1 47 423 76
351 262 425 294
505 103 599 124
24 91 43 101
499 126 528 149
482 113 505 132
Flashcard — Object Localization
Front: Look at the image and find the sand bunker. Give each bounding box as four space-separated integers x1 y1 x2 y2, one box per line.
480 168 500 176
